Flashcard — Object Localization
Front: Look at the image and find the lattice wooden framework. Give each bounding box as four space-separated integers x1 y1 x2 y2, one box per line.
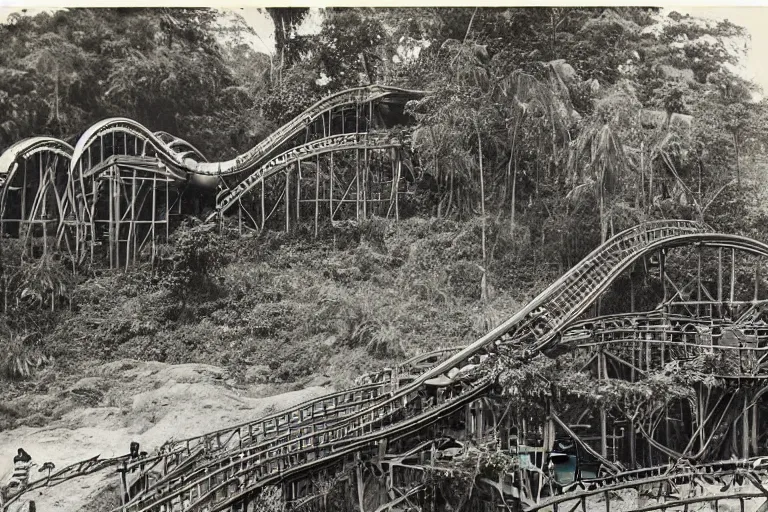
0 85 426 268
6 221 768 512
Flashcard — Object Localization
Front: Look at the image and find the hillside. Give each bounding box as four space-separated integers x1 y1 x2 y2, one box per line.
1 218 542 433
3 7 768 511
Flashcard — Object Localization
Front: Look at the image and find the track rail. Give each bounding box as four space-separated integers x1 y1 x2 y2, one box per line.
526 458 768 511
208 131 407 220
122 221 729 512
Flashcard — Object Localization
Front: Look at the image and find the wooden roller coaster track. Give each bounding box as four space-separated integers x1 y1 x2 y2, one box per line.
5 212 768 511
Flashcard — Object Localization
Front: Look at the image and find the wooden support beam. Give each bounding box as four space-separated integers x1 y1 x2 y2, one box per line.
261 178 266 230
165 179 169 241
355 148 360 221
697 246 702 317
599 350 608 459
731 248 736 304
356 453 365 512
285 168 290 233
660 249 667 304
326 151 334 223
151 173 157 264
743 394 750 458
314 155 320 238
296 160 301 225
108 175 114 269
395 155 400 222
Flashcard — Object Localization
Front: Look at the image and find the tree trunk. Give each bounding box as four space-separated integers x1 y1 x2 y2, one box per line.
550 11 557 60
734 133 741 189
648 156 654 213
476 124 487 303
509 112 520 235
600 172 607 243
447 165 454 217
638 141 644 211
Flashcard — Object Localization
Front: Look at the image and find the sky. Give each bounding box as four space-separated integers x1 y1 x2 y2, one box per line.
1 4 768 93
670 7 768 94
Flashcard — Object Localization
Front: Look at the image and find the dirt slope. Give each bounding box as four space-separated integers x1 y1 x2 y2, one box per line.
0 359 331 511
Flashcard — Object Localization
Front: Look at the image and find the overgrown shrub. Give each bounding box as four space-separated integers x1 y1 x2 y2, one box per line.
0 326 50 381
155 219 229 302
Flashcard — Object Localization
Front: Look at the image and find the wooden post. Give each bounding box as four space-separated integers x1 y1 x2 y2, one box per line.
119 460 129 507
743 394 750 457
329 152 334 222
108 175 114 269
755 260 760 301
660 249 667 304
261 178 266 230
356 453 365 512
39 155 47 256
285 168 290 233
296 160 301 224
165 178 169 241
731 248 736 304
127 169 136 270
395 155 400 222
21 160 27 240
151 173 157 264
718 247 723 317
697 246 702 317
363 138 368 219
90 175 96 264
115 175 122 270
314 154 320 238
599 350 608 458
751 401 759 454
355 148 360 221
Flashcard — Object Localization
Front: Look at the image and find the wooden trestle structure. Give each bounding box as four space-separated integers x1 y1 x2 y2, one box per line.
0 85 425 268
5 220 768 512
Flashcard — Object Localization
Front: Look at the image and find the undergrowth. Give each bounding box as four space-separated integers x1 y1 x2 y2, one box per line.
0 216 546 428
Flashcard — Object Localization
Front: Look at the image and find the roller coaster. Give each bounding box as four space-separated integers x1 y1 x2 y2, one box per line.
4 220 768 511
3 85 768 511
0 85 425 267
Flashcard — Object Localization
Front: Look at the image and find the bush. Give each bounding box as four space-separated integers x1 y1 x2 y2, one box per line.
0 327 50 381
155 219 229 302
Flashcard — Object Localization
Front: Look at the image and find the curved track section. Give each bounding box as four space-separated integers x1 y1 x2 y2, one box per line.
0 137 75 248
70 118 189 177
69 85 426 180
0 137 74 184
207 132 408 221
188 85 426 176
527 458 768 512
128 222 768 512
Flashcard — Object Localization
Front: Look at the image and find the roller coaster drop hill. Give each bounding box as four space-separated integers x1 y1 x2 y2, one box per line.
4 88 768 511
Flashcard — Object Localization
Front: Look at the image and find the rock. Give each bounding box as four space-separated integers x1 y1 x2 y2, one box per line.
243 365 271 385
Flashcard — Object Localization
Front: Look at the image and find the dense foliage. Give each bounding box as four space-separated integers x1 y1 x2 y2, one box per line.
2 8 768 419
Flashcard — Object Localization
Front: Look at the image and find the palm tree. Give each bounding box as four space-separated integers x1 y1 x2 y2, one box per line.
497 69 571 233
567 120 631 242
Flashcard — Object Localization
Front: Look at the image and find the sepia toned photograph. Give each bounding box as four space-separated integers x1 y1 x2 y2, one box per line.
2 4 768 511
